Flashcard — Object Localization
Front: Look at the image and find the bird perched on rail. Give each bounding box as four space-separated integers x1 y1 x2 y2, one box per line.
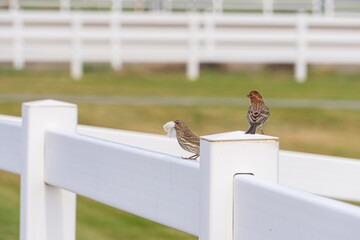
163 120 200 160
245 90 270 135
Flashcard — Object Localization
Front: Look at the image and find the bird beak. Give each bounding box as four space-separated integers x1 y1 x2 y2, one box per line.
247 94 250 98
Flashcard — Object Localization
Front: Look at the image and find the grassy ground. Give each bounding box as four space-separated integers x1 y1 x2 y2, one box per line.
0 64 359 239
0 64 360 99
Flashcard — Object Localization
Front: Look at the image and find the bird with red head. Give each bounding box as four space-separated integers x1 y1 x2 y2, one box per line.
245 90 270 134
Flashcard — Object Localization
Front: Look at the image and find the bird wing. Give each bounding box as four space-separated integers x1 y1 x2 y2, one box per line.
247 106 270 125
183 130 200 144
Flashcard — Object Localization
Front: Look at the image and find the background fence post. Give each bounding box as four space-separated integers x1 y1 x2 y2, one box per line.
110 11 122 70
295 12 307 83
112 0 122 11
71 12 83 80
312 0 322 15
212 0 223 13
199 131 279 240
60 0 71 11
263 0 273 15
205 13 215 54
187 14 200 81
325 0 334 16
9 0 19 10
20 100 77 240
12 9 24 70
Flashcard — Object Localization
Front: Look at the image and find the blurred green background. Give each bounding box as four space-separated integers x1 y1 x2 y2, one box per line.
0 64 359 240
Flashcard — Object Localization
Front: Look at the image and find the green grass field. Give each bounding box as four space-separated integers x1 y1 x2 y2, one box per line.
0 64 359 239
1 64 360 99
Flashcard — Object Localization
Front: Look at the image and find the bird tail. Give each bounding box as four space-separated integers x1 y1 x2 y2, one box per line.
245 125 257 134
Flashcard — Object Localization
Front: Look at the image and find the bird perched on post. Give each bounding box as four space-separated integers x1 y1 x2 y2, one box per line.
163 120 200 160
245 90 270 134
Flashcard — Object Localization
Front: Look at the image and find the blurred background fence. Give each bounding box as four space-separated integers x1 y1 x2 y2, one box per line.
1 0 360 15
0 10 360 82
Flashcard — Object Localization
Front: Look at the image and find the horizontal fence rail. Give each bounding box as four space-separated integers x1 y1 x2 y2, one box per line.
45 129 200 235
77 124 192 157
1 10 360 81
0 115 22 174
234 175 360 240
78 124 360 202
279 150 360 202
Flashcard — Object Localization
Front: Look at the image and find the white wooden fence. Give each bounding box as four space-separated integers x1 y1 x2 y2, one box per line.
1 10 360 82
0 99 360 240
2 0 360 15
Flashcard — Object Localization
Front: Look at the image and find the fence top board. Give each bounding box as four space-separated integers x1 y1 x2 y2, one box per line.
45 129 200 235
201 130 279 142
234 175 360 240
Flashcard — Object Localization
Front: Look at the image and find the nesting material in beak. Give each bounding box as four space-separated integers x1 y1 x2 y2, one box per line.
163 121 176 138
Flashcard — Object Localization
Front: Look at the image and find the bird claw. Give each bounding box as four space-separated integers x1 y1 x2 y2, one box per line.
182 154 199 160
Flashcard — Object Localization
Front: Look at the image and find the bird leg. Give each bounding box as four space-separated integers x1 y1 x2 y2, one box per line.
182 154 199 160
260 128 264 135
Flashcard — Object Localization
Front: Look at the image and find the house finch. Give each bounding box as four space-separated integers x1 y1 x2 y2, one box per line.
163 120 200 160
245 90 270 134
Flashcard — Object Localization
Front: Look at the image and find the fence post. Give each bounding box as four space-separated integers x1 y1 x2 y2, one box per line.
205 13 215 54
187 14 200 81
110 11 122 70
71 12 83 80
20 100 77 240
263 0 273 15
12 9 24 70
166 0 173 12
212 0 223 13
312 0 322 15
9 0 19 10
60 0 71 11
295 13 308 83
112 0 122 11
324 0 334 16
200 131 279 240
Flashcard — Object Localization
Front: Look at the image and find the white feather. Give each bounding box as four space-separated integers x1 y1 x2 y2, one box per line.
163 121 176 138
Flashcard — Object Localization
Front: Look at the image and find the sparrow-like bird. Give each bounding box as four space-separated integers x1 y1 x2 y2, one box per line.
245 90 270 134
163 120 200 160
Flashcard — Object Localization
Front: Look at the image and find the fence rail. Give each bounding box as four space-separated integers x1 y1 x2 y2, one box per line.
0 100 359 240
0 115 22 174
46 129 200 235
234 175 360 240
1 10 360 82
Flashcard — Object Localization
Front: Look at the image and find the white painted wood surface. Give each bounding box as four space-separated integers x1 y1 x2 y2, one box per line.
20 100 77 240
1 11 360 81
45 129 200 236
77 124 192 157
199 131 279 240
78 125 360 202
234 175 360 240
279 150 360 202
0 115 22 174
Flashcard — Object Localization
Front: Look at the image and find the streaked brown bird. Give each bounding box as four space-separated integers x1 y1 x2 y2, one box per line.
170 120 200 160
245 90 270 134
